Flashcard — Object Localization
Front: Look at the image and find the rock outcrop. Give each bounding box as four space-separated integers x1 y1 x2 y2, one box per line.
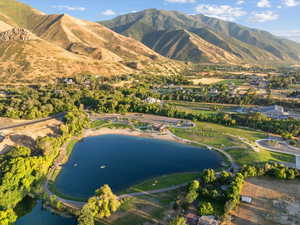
0 27 36 41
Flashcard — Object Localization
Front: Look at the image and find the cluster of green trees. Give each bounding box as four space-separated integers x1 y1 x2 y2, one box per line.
78 185 121 225
267 76 295 89
1 75 300 138
181 169 232 217
180 163 299 221
161 84 258 105
0 109 89 224
168 216 187 225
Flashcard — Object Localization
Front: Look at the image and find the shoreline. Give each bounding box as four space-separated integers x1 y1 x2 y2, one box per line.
82 127 183 143
45 126 231 206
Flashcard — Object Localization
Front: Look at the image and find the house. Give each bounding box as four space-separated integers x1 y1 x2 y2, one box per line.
241 196 252 204
237 105 290 119
63 78 74 85
259 105 289 119
153 124 168 133
186 213 200 225
144 97 161 104
186 214 220 225
198 216 220 225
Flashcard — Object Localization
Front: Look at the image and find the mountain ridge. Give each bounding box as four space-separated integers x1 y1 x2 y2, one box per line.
0 1 184 82
100 9 300 65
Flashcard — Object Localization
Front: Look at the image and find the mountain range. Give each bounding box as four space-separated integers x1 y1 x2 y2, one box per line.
0 0 181 82
0 1 300 82
100 9 300 65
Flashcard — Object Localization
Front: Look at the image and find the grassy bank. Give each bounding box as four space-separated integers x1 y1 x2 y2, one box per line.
119 172 199 194
226 148 295 165
47 180 86 202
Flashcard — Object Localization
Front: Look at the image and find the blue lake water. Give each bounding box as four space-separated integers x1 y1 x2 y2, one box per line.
55 134 223 199
15 201 76 225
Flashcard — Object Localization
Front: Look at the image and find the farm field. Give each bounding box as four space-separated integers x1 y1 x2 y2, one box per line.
231 177 300 225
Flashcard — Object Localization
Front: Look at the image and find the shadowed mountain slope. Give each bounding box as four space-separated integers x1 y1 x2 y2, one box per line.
101 9 300 65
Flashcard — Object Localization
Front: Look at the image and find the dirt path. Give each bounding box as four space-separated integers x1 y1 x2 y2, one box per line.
0 112 65 131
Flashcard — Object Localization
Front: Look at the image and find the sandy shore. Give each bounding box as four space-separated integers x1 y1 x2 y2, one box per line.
82 128 181 143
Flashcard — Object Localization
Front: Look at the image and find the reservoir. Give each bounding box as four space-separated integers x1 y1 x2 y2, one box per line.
55 134 223 199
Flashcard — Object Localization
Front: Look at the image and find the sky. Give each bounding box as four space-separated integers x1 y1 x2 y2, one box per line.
20 0 300 42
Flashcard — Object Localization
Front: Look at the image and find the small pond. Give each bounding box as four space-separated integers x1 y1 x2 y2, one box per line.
55 135 223 199
15 200 76 225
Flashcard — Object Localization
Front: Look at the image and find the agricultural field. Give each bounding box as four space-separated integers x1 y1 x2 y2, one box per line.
231 177 300 225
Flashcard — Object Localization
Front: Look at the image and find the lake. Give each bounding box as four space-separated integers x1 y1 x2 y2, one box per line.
55 134 223 199
15 200 76 225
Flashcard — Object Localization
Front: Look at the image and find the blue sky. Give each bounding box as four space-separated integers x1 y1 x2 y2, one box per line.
20 0 300 42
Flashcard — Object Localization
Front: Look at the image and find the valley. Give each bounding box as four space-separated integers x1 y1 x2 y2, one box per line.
0 0 300 225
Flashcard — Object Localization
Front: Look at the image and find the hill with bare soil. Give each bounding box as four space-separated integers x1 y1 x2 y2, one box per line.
0 0 183 82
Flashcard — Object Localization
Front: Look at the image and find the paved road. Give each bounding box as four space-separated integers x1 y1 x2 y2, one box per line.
0 112 66 131
118 183 188 199
256 139 300 156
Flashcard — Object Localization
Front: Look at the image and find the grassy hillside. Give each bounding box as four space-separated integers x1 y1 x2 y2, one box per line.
0 0 44 28
100 9 300 65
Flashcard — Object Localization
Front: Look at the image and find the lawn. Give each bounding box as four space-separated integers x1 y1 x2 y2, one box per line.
170 121 267 149
95 189 182 225
226 148 295 165
167 101 239 113
90 120 108 128
119 172 199 194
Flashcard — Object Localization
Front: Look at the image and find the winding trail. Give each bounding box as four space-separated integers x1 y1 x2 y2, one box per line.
256 138 300 156
0 112 66 131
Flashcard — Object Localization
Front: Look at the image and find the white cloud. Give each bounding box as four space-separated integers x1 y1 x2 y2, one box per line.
250 11 279 22
236 0 245 5
195 4 247 21
101 9 117 16
273 30 300 42
257 0 271 8
282 0 299 7
52 5 86 11
165 0 196 3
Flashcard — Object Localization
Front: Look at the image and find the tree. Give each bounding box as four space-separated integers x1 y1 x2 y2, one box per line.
169 216 187 225
0 209 17 225
202 169 216 184
199 201 214 216
78 205 94 225
189 180 200 191
185 190 198 204
82 185 121 219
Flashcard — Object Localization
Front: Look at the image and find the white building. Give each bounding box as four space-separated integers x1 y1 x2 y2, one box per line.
241 196 252 204
144 97 161 104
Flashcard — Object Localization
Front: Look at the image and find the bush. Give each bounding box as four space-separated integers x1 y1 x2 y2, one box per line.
199 201 214 216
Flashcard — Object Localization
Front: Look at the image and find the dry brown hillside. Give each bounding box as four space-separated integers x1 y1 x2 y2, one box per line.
0 28 136 83
0 0 184 82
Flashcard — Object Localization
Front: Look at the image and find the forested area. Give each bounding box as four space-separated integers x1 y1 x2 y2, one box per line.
180 162 300 223
1 75 300 138
0 109 89 225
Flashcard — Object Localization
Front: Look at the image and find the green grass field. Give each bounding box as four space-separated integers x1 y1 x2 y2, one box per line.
171 121 267 149
119 172 199 194
96 189 181 225
226 148 295 165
